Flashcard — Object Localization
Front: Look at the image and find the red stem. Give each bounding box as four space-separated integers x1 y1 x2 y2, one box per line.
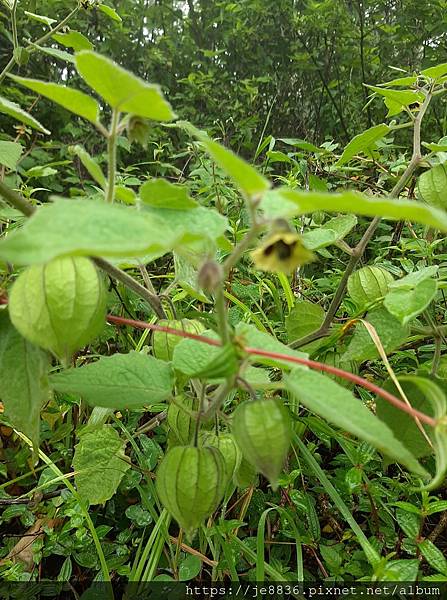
107 314 436 428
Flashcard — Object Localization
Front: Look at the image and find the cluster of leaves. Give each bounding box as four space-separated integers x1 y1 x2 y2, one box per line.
0 1 447 593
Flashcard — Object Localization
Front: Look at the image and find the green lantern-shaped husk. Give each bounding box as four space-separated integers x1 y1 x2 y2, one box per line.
347 265 394 309
153 318 205 362
232 398 292 490
156 445 226 536
167 395 197 445
9 256 106 364
199 431 242 487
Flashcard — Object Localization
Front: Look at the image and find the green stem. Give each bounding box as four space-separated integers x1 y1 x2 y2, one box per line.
11 0 19 50
214 285 230 344
106 109 119 203
0 180 35 216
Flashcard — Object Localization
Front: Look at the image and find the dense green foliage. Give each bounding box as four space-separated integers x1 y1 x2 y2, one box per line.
1 1 447 594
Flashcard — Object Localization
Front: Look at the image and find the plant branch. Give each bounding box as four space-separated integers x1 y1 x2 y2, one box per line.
290 91 433 349
93 258 166 319
106 109 119 203
0 5 80 84
107 314 437 427
0 180 36 216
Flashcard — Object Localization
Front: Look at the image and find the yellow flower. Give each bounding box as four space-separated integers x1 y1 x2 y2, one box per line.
251 231 315 274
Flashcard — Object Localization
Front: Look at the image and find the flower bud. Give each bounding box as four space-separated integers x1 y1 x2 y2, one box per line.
197 260 223 293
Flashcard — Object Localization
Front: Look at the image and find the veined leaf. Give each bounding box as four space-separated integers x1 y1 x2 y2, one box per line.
365 85 424 110
52 31 94 51
421 63 447 80
286 367 428 478
75 51 175 120
337 124 390 166
24 10 56 26
140 178 197 209
0 311 49 452
398 376 447 491
73 425 129 504
50 352 174 409
98 3 122 22
236 322 308 369
0 141 23 170
9 75 100 124
71 145 106 188
0 198 181 265
260 188 447 232
344 307 409 362
384 268 438 325
0 96 50 134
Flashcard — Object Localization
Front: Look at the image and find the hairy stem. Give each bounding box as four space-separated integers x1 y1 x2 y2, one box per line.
93 258 166 319
106 109 119 203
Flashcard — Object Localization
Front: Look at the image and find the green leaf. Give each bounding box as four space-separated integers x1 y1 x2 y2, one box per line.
8 75 100 124
50 352 174 409
236 322 308 369
301 228 338 250
285 300 325 344
0 96 50 134
418 164 447 209
141 205 228 256
180 121 270 198
52 31 94 51
376 379 434 458
29 44 75 64
286 368 428 478
418 540 447 575
0 198 181 265
25 165 57 179
398 376 447 491
0 311 49 452
421 63 447 80
71 145 106 188
384 269 438 325
422 141 447 153
140 179 197 209
365 85 424 114
0 141 23 170
322 214 357 239
302 214 357 250
278 138 323 153
337 124 390 166
172 331 238 379
73 425 130 504
380 76 417 87
344 307 409 362
75 51 175 120
261 188 447 233
24 10 56 26
98 3 122 22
